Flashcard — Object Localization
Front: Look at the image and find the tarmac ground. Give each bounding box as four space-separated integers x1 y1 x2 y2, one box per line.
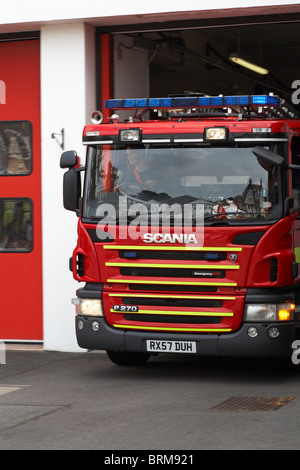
1 344 300 452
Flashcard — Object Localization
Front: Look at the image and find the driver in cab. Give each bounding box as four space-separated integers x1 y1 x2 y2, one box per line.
121 144 157 190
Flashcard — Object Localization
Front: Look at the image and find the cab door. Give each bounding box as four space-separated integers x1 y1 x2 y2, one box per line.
0 38 42 341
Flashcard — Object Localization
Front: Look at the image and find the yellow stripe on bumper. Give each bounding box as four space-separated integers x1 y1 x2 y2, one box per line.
108 293 236 300
110 309 233 317
113 324 232 332
104 245 242 252
106 262 239 270
107 279 237 286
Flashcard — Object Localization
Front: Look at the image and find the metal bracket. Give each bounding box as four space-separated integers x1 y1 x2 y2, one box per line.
51 128 65 150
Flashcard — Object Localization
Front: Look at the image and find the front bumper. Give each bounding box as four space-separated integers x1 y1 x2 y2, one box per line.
76 315 299 358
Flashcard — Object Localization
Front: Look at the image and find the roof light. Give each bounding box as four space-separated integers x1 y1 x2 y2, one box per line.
172 96 198 107
210 96 223 106
119 128 141 142
251 95 278 105
104 94 279 111
135 99 148 108
198 97 210 106
224 96 250 106
105 99 123 109
252 128 272 133
204 127 228 141
86 131 100 136
124 99 136 108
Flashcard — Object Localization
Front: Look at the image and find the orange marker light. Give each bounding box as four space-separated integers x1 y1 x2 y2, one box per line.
278 310 291 321
277 304 295 321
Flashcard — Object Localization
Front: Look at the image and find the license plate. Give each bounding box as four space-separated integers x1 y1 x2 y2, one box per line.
146 340 196 354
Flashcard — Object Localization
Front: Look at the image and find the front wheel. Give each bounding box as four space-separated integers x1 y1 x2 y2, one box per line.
106 350 151 366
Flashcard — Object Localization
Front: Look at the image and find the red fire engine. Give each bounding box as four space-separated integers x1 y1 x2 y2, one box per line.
60 93 300 365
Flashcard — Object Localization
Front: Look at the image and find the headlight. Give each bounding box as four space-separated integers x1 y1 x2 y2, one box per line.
245 303 295 322
71 298 103 317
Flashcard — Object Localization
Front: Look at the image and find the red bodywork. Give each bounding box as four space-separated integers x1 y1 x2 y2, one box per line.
70 115 300 337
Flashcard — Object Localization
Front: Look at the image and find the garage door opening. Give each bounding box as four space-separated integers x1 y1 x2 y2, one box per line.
97 20 300 111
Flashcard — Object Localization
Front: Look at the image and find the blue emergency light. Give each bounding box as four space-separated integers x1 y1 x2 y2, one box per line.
105 94 279 110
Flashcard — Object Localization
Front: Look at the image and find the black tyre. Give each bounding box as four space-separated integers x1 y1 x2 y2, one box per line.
106 350 151 366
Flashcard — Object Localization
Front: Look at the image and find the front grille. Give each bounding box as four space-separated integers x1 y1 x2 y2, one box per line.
128 284 218 292
119 249 227 261
124 313 222 324
122 296 223 307
121 267 225 278
104 291 243 334
101 243 245 333
104 245 240 293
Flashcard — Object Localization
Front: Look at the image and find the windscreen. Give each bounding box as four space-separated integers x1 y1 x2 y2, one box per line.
83 143 282 225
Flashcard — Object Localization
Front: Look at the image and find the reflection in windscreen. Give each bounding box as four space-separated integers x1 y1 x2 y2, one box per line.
84 144 281 223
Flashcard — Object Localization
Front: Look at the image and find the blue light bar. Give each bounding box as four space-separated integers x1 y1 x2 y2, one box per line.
211 96 223 106
251 95 279 105
135 98 148 108
172 97 199 107
224 96 250 106
199 97 211 106
105 99 123 109
104 94 279 110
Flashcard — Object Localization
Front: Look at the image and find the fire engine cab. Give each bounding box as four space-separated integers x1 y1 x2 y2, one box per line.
60 93 300 365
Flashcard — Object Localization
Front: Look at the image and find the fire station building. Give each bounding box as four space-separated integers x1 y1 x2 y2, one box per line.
0 1 300 351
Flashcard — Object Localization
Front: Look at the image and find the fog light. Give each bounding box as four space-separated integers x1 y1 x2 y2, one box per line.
91 321 100 332
248 327 258 338
77 319 84 330
268 327 280 338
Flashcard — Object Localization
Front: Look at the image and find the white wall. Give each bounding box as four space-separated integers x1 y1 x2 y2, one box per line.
41 23 95 351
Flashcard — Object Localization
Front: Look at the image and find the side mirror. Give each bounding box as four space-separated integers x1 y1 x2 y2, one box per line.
252 146 284 166
63 169 81 213
60 150 81 213
60 150 78 169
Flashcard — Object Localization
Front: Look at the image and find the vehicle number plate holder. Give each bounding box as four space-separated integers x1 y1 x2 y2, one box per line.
146 340 196 353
